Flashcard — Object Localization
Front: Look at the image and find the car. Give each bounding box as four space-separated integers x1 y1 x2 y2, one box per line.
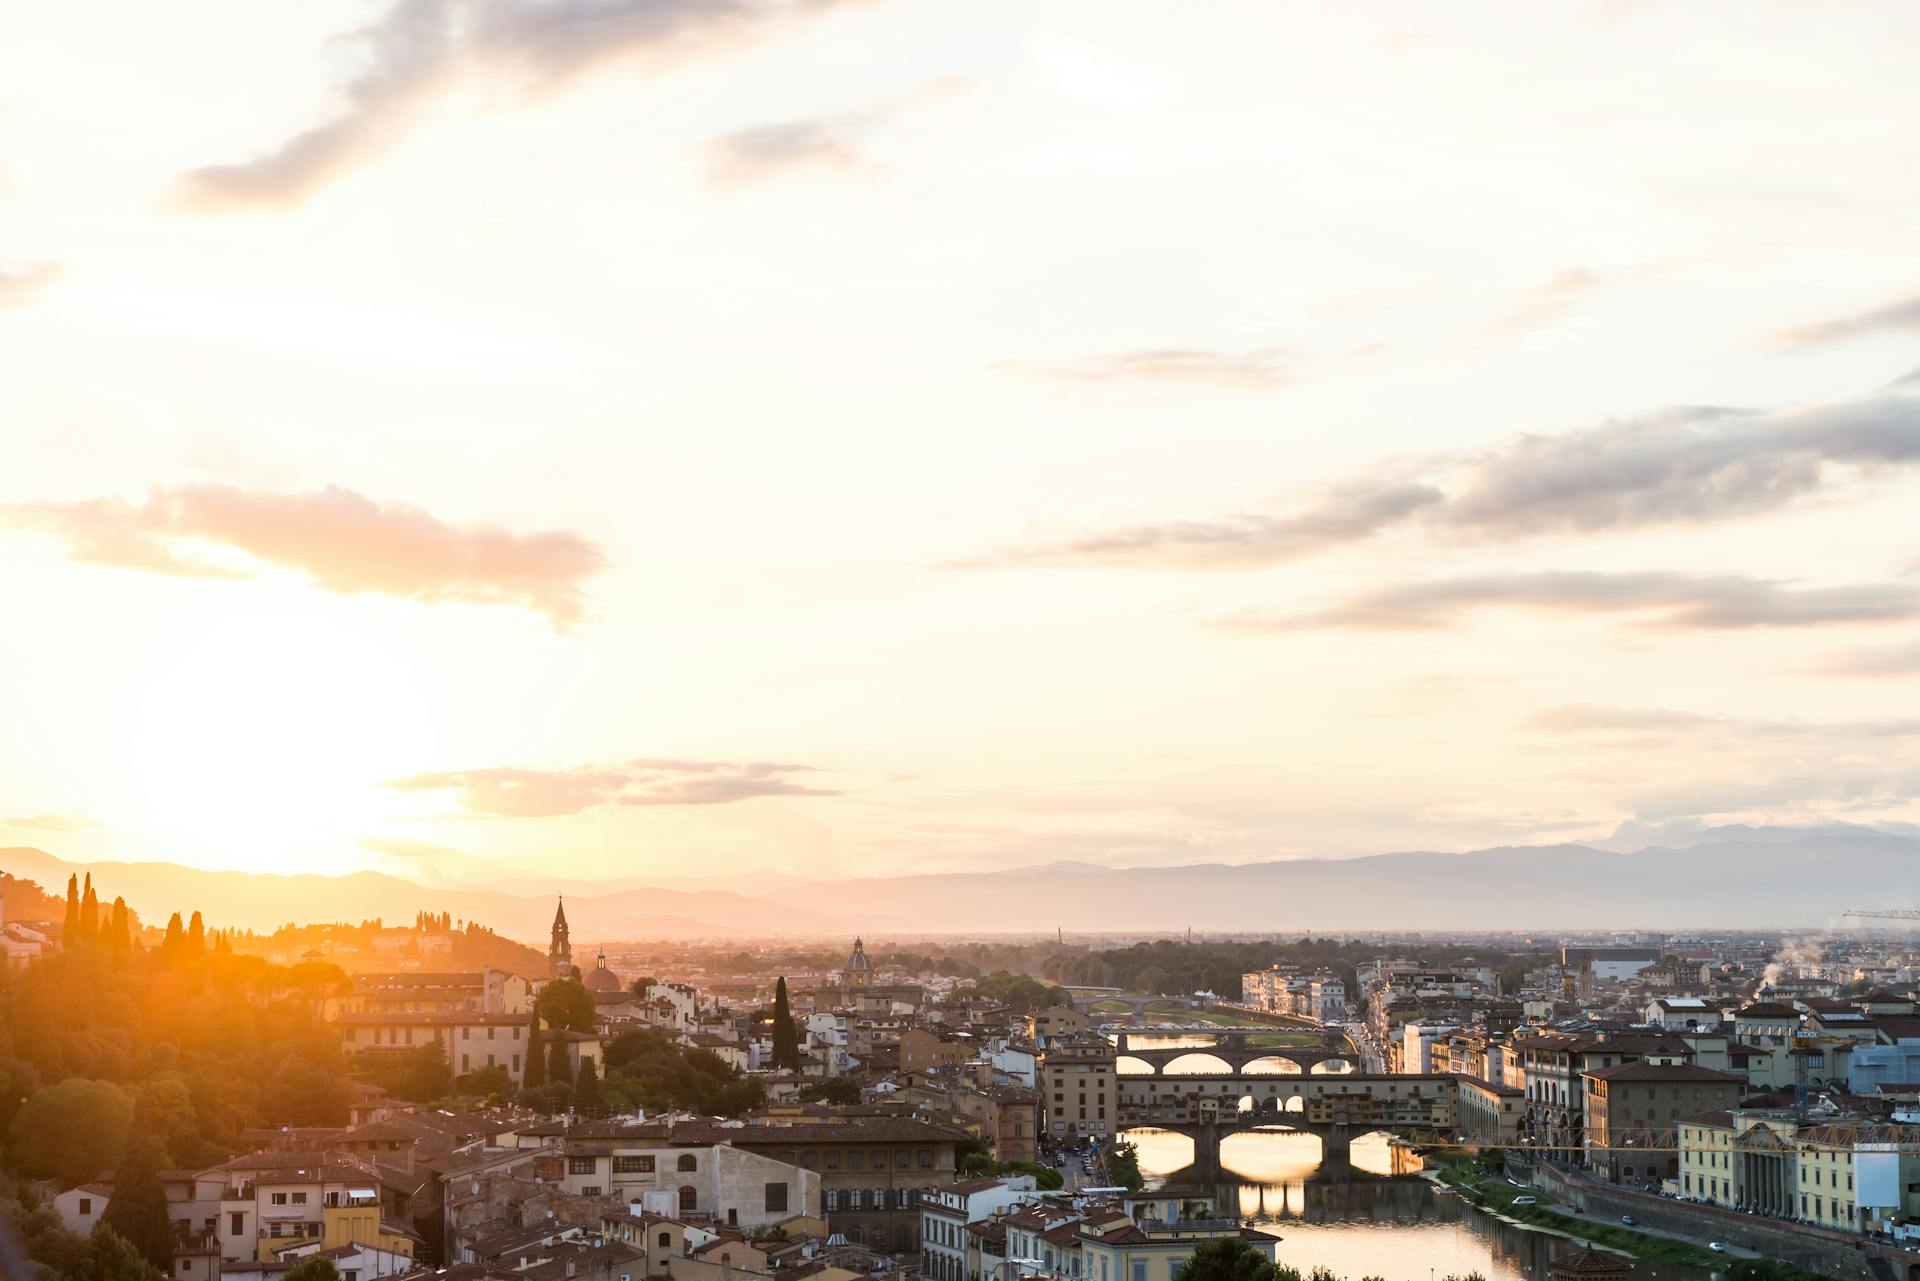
1620 1215 1636 1226
1710 1244 1727 1254
1513 1196 1537 1207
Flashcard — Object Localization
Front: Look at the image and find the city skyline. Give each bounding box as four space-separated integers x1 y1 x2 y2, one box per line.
7 1 1920 888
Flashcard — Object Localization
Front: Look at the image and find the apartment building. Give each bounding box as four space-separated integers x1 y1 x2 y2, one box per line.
1041 1036 1116 1140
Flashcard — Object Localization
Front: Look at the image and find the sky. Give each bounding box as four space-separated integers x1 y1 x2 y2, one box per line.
5 0 1920 888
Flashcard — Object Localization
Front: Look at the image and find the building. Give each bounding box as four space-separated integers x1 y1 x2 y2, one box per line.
1027 1007 1091 1047
549 899 573 980
332 1011 600 1085
844 938 875 988
1041 1036 1116 1140
1456 1077 1524 1145
1580 1062 1743 1184
330 970 531 1017
919 1176 1038 1281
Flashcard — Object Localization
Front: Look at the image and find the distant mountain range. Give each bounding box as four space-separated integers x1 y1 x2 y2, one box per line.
6 825 1919 943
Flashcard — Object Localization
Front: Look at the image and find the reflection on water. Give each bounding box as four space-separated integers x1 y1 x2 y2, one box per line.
1119 1127 1711 1281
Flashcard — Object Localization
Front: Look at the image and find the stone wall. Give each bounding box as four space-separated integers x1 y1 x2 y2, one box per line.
1528 1161 1900 1281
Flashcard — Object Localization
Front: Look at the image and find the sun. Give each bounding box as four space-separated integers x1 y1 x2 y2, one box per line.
115 603 437 874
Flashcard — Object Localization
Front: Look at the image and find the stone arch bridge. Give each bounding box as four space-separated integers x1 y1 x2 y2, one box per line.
1112 1029 1357 1077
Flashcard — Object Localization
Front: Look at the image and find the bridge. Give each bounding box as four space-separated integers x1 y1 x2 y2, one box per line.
1065 987 1206 1019
1135 1114 1360 1183
1118 1072 1457 1146
1112 1029 1357 1076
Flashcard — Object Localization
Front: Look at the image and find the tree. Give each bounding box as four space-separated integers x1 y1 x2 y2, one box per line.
796 1077 861 1105
63 874 79 942
547 1041 573 1094
1106 1139 1144 1192
80 876 100 943
159 914 184 965
1176 1236 1281 1281
282 1257 342 1281
83 1224 166 1281
186 912 206 960
102 1128 173 1269
8 1077 133 1184
771 977 800 1071
573 1057 603 1114
534 978 596 1032
109 898 132 953
524 1015 547 1088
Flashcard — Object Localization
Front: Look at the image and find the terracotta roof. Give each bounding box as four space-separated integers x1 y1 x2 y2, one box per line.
1582 1062 1744 1084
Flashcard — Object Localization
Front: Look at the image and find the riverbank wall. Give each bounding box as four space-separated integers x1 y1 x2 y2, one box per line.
1526 1160 1908 1281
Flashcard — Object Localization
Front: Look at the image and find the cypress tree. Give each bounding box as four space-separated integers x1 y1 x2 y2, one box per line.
109 898 131 953
572 1058 602 1115
524 1016 546 1089
160 913 184 964
102 1127 173 1269
546 1040 572 1093
80 875 99 942
62 875 79 942
771 977 800 1071
186 912 206 959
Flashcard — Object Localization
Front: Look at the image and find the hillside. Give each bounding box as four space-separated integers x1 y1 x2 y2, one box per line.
7 826 1918 937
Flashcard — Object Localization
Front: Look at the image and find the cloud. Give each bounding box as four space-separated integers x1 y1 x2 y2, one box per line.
1522 703 1920 739
1484 267 1602 334
1 813 99 832
957 483 1443 569
387 758 835 816
966 373 1920 569
1226 570 1920 632
705 118 863 187
1 484 605 628
997 347 1297 391
0 262 64 308
1779 292 1920 348
177 0 861 210
1815 639 1920 678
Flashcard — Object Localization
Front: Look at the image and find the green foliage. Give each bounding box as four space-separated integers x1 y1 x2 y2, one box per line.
282 1257 343 1281
1179 1236 1281 1281
573 1057 604 1115
534 979 596 1033
81 1224 166 1281
598 1027 763 1117
101 1132 172 1269
524 1015 546 1088
970 971 1074 1014
455 1064 513 1099
770 978 800 1071
348 1045 451 1104
796 1077 861 1105
1106 1139 1144 1192
547 1041 573 1093
8 1078 132 1184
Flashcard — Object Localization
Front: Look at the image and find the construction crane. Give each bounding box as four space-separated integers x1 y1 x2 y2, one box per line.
1845 909 1920 922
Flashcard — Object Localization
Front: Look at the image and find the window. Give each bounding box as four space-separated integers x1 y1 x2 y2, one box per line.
765 1182 788 1213
658 1233 672 1250
230 1214 244 1237
614 1156 655 1175
679 1185 698 1213
271 1193 287 1206
290 1192 306 1205
78 1199 91 1216
570 1157 598 1175
583 1186 602 1197
918 1149 934 1169
677 1153 698 1172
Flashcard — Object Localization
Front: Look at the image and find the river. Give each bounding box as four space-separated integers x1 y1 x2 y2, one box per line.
1119 1125 1717 1281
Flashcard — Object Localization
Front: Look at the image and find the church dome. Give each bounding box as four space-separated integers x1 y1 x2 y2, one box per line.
845 937 873 980
584 948 621 991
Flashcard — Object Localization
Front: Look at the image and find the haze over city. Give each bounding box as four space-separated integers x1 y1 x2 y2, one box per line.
5 2 1920 911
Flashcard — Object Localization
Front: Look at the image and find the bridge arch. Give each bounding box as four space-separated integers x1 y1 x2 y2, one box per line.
1162 1051 1235 1075
1240 1055 1305 1075
1116 1055 1154 1075
1310 1057 1355 1075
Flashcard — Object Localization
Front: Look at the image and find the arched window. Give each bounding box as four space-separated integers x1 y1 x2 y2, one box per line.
657 1233 671 1250
679 1185 698 1212
677 1154 698 1172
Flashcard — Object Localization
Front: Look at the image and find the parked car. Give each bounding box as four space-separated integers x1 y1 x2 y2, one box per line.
1513 1197 1537 1206
1620 1215 1636 1226
1709 1244 1727 1254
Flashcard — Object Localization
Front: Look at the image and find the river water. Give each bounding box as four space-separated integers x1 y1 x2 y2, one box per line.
1119 1126 1716 1281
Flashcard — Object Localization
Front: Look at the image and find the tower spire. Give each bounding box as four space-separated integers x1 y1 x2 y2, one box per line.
548 896 573 980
